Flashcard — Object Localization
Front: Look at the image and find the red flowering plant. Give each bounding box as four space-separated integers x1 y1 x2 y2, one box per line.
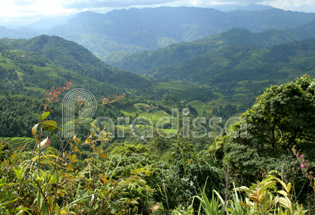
101 93 125 105
33 80 73 149
47 80 73 103
293 148 315 189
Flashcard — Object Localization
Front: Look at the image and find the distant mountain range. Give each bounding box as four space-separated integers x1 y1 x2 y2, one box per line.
48 7 315 58
103 19 315 106
106 18 315 74
0 26 39 39
1 6 315 59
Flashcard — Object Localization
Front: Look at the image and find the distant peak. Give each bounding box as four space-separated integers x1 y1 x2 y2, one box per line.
68 11 105 23
225 28 253 34
77 11 101 15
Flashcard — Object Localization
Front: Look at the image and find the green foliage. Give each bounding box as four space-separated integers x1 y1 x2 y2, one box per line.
1 14 315 214
220 75 315 195
164 137 224 210
194 173 307 215
0 92 161 214
106 35 315 117
1 72 315 214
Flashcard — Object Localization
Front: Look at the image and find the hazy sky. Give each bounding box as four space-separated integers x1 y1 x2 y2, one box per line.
1 0 315 26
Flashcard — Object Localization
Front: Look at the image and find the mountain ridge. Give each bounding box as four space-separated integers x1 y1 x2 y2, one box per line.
1 6 315 59
105 18 315 74
1 35 152 90
51 7 315 58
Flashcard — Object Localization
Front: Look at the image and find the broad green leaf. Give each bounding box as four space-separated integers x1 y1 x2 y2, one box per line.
42 120 59 132
40 112 50 121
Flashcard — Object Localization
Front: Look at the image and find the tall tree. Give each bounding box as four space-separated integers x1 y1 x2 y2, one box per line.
220 75 315 183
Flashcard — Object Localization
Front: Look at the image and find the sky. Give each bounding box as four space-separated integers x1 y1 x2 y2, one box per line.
1 0 315 27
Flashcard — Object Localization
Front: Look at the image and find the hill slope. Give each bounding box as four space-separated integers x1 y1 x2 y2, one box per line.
153 39 315 89
2 35 151 90
0 42 121 95
0 41 123 137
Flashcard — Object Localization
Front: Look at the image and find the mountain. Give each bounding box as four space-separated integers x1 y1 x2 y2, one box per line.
149 39 315 88
104 28 262 73
0 26 40 39
103 35 315 113
0 41 127 137
1 7 315 59
106 19 315 74
0 41 122 95
2 35 151 90
0 36 219 137
48 7 315 58
24 15 72 30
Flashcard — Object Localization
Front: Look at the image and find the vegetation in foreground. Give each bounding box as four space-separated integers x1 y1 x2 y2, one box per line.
0 75 314 214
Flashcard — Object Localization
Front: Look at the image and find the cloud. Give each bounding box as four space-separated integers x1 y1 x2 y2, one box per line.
0 0 77 26
162 0 265 8
215 0 263 4
64 0 178 9
13 0 35 6
262 0 315 12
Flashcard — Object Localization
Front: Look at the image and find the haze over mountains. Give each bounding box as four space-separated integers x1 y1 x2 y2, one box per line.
106 19 315 74
1 6 315 60
48 7 315 57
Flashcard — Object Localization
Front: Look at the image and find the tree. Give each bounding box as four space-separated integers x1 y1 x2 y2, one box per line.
220 75 315 184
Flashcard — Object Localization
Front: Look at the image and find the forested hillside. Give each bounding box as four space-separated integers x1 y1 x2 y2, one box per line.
106 19 315 73
1 35 151 89
0 36 225 138
103 34 315 121
0 39 123 137
152 39 315 84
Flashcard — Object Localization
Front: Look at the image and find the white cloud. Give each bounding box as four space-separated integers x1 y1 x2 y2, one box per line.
262 0 315 12
0 0 78 26
164 0 238 7
63 0 177 9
